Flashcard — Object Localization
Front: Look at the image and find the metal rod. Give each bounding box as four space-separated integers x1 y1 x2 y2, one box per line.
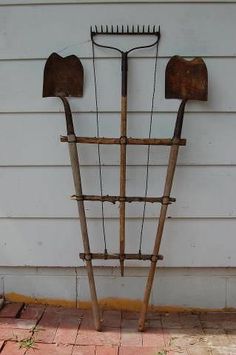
138 100 187 332
60 97 101 331
72 194 175 204
80 253 164 261
60 136 186 146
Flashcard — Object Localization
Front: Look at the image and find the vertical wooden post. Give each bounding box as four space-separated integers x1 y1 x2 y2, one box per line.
138 144 179 331
138 100 186 332
61 97 101 331
119 52 128 276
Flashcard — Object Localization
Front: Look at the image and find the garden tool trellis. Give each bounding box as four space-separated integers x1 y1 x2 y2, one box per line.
43 25 208 332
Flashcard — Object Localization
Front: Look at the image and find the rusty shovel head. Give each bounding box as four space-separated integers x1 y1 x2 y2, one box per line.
165 56 208 101
43 52 84 98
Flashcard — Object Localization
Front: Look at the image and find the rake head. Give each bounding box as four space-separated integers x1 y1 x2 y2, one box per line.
43 52 84 98
90 25 160 38
165 56 208 101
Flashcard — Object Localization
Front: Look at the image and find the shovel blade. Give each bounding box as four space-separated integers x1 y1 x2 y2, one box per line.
165 56 208 101
43 52 84 98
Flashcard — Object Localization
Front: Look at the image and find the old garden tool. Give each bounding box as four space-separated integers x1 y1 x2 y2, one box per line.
91 24 161 276
138 55 208 331
43 52 102 331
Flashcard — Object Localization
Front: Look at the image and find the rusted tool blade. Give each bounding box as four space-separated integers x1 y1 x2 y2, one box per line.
165 55 208 101
43 52 84 98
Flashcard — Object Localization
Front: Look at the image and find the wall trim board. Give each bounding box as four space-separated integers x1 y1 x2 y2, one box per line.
1 266 235 310
0 1 235 5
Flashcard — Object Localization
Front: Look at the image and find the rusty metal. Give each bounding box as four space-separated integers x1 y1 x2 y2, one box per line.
165 55 208 101
43 52 83 98
138 55 208 332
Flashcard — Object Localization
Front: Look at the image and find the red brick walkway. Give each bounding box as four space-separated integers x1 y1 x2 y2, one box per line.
0 302 235 354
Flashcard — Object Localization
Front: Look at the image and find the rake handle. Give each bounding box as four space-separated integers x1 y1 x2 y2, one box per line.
120 52 128 276
60 97 101 331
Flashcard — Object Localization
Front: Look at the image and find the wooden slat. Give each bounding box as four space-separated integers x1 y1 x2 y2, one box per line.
0 113 235 166
0 218 235 267
0 166 235 218
72 194 175 203
60 135 186 146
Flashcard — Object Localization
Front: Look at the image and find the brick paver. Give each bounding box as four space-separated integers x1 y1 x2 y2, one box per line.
0 318 36 330
142 328 165 348
0 341 26 355
20 304 45 321
54 316 81 345
102 311 121 328
0 302 235 354
163 327 205 348
120 319 142 346
119 346 160 355
27 343 73 354
76 327 120 346
34 311 61 343
0 328 32 341
72 346 95 354
96 346 118 355
0 303 24 318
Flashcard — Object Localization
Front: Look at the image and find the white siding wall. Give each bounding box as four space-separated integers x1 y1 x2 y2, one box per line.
0 0 236 307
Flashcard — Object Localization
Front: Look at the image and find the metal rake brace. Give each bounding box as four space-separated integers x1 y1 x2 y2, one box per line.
91 24 161 276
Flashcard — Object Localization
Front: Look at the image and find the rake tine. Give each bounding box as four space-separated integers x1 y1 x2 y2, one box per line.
137 24 140 32
122 25 124 33
111 25 114 33
148 25 150 33
127 25 129 33
106 25 109 33
143 25 145 33
153 25 155 33
94 25 97 33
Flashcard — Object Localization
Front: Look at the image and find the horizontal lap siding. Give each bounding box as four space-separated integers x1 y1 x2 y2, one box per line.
0 58 236 112
0 219 235 267
0 2 234 268
0 166 235 218
0 113 235 166
0 3 235 58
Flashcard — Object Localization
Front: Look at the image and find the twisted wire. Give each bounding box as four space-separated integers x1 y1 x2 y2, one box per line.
138 40 160 254
92 42 108 253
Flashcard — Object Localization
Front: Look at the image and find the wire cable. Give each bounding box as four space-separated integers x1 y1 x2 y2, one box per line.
138 39 160 254
92 42 108 254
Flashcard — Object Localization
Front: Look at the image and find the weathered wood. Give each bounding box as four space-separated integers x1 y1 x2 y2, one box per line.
72 194 175 204
79 253 164 261
58 97 101 331
138 144 180 331
60 135 186 146
120 95 127 276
